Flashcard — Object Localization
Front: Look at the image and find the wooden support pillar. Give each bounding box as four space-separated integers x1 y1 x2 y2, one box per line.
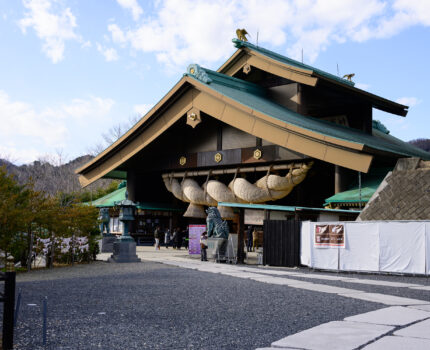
334 165 347 194
126 171 138 202
236 208 245 264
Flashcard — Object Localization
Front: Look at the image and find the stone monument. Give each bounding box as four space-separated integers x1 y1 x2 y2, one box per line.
108 192 141 263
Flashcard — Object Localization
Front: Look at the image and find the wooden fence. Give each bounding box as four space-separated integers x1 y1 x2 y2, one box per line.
263 220 301 267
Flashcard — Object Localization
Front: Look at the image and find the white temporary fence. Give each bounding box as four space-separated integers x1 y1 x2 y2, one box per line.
301 221 430 275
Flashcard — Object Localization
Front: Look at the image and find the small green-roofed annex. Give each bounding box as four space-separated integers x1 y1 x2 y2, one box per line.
324 182 380 208
85 185 126 208
84 183 181 211
324 167 391 208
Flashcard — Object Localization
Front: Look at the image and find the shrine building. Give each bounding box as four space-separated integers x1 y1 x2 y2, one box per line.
76 38 430 241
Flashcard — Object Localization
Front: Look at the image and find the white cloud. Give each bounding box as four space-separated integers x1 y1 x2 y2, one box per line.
355 82 371 91
133 103 152 116
396 96 421 107
81 40 92 49
61 96 115 118
18 0 80 63
107 0 430 69
116 0 143 21
108 23 126 44
0 90 67 147
0 90 115 164
0 145 43 165
96 43 119 62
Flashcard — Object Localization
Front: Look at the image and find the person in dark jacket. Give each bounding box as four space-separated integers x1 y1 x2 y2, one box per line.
246 226 253 252
154 226 161 250
172 227 180 249
176 228 183 250
164 229 170 249
182 227 189 249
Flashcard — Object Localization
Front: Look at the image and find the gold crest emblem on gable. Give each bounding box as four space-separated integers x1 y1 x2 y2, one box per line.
186 107 201 128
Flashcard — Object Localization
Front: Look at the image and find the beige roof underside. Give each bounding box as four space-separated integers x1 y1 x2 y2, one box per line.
218 49 408 115
77 77 373 187
219 49 318 86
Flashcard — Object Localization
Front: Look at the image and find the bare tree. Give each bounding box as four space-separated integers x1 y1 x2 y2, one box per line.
91 114 143 156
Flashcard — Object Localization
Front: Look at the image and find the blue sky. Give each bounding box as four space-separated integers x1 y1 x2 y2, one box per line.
0 0 429 164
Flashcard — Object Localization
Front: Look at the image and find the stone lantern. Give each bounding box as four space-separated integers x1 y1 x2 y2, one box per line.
117 193 136 241
108 191 141 263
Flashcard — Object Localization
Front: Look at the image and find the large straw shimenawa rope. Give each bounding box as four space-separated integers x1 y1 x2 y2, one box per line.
163 162 313 218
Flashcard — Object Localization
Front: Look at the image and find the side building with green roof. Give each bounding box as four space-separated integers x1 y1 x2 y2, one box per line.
84 181 182 243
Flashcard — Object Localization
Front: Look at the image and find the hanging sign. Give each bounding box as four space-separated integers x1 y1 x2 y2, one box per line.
188 224 206 255
314 224 345 248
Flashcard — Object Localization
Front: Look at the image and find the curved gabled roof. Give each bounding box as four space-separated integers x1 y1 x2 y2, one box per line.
219 39 408 117
76 64 429 187
195 68 429 159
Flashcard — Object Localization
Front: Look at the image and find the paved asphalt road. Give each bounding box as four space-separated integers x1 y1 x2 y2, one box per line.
9 261 392 350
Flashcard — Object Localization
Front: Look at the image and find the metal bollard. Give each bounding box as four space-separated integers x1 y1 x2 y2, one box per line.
1 271 16 350
14 289 22 327
42 296 47 346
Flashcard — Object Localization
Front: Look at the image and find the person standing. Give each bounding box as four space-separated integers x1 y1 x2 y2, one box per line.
200 231 208 261
154 226 161 250
164 229 170 249
252 227 259 252
183 227 189 250
172 228 178 249
177 228 183 250
246 226 253 252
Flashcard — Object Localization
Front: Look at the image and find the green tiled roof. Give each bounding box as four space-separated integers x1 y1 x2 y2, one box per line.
84 186 181 211
219 202 361 214
185 67 430 160
232 38 355 87
324 168 390 205
324 180 381 205
136 203 182 211
88 186 126 207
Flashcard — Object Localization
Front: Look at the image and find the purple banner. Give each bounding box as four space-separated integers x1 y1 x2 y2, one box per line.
188 225 206 255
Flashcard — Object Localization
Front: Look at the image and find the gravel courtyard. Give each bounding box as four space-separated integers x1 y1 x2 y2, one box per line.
9 260 394 350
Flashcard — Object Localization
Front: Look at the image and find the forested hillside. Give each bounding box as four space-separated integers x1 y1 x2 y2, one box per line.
0 155 117 199
409 138 430 153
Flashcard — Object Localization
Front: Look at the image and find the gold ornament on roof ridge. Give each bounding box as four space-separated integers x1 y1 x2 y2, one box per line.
236 28 249 42
343 73 355 82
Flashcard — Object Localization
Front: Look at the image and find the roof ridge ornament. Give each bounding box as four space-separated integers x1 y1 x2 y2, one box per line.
343 73 355 82
372 120 390 134
232 37 245 48
236 28 249 42
187 64 212 84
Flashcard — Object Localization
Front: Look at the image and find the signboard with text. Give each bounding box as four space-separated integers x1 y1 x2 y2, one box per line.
188 225 206 255
314 224 345 248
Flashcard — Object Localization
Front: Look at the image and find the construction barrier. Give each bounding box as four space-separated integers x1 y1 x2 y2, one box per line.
301 221 430 275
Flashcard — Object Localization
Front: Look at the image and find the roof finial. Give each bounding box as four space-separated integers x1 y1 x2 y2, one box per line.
186 64 212 84
343 73 355 82
236 28 249 42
